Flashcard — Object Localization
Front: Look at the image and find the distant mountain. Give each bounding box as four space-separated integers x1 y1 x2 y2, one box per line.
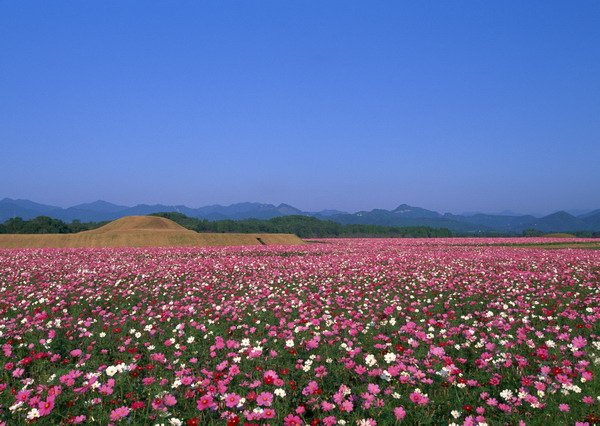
194 202 304 220
70 200 128 213
57 201 131 222
0 198 62 221
581 211 600 228
566 208 596 217
311 209 348 217
495 210 525 217
523 211 592 232
445 213 538 233
120 204 182 216
1 198 599 233
332 206 600 233
461 210 536 217
330 205 486 233
391 204 441 218
1 198 62 212
579 209 600 219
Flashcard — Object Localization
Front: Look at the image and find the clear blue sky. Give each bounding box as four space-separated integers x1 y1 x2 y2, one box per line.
1 1 599 214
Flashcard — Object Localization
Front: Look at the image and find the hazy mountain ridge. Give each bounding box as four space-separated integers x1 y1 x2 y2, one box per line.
1 198 599 233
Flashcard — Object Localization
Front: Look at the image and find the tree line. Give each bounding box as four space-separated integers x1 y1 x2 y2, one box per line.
151 212 453 238
0 213 453 238
0 216 106 234
5 213 596 238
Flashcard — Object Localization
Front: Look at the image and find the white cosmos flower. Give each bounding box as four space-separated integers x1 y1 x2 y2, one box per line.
105 366 118 376
364 354 377 367
380 371 391 381
27 408 40 420
384 352 396 363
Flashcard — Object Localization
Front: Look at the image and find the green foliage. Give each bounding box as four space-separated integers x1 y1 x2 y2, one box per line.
151 213 453 238
150 212 207 231
572 230 600 238
522 228 545 237
0 216 105 234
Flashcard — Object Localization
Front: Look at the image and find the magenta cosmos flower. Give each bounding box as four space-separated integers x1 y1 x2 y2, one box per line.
196 394 215 410
256 391 274 406
109 406 130 422
224 393 241 408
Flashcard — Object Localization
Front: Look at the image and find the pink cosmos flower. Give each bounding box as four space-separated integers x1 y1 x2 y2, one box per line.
321 401 335 411
394 406 406 420
283 414 303 426
315 365 328 377
430 346 445 357
16 390 30 402
355 365 367 375
486 398 498 407
498 403 512 413
341 400 354 412
196 394 215 410
409 391 429 405
224 393 241 408
38 398 55 416
256 391 274 407
163 394 177 406
109 406 131 422
98 384 114 395
323 416 337 426
142 377 155 386
302 380 319 396
559 404 570 412
262 408 276 419
367 383 381 395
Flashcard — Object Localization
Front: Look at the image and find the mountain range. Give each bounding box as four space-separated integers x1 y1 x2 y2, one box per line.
1 198 599 234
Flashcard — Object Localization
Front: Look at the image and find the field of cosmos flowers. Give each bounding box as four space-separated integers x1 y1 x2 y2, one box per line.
1 238 599 426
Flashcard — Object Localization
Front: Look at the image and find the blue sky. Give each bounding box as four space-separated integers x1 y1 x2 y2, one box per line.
1 1 599 214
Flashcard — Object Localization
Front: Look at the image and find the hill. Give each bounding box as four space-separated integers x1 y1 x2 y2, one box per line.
84 215 186 233
0 216 304 248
